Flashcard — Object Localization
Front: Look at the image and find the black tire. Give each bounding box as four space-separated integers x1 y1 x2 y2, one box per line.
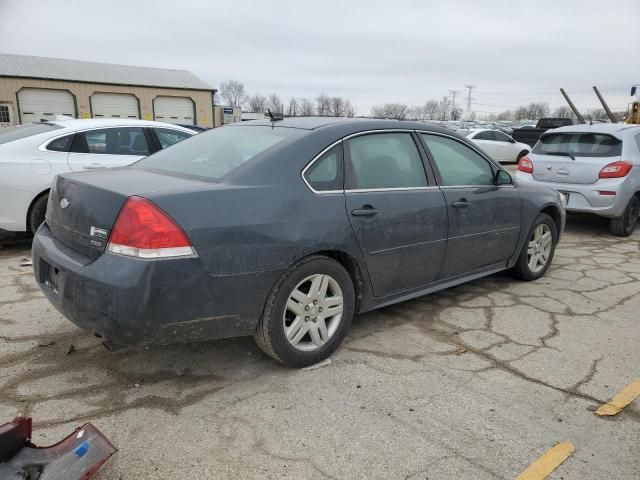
28 193 49 234
512 213 558 281
516 150 529 162
254 255 355 368
610 196 639 237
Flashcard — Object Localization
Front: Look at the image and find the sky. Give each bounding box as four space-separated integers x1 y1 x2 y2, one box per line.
1 0 638 117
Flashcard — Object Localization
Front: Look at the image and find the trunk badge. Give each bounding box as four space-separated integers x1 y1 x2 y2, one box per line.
546 165 552 170
60 198 70 209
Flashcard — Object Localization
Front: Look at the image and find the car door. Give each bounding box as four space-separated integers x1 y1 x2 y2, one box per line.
343 131 448 296
66 126 151 171
471 130 500 159
419 132 521 279
493 131 517 162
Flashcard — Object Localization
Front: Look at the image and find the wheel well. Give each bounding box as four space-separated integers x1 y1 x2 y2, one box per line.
313 250 365 313
26 189 50 228
540 205 561 234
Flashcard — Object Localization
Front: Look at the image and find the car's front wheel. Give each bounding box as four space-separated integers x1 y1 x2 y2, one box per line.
512 213 558 281
610 196 639 237
254 255 355 367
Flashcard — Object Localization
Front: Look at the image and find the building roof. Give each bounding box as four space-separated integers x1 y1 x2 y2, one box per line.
0 53 212 91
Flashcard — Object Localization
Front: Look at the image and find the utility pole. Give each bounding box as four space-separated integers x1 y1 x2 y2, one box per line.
464 85 476 115
449 89 460 119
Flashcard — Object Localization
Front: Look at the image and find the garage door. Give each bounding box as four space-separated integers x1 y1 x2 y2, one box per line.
154 97 195 125
91 93 139 119
18 89 75 123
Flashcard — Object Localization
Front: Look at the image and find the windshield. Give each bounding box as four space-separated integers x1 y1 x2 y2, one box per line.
0 123 63 145
532 132 622 158
135 125 304 180
537 118 572 129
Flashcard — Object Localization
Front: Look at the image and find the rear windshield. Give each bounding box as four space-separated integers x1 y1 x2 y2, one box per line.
532 132 622 157
0 123 63 145
135 125 304 180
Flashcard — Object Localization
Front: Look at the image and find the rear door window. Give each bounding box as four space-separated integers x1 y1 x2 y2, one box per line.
474 131 495 141
46 134 74 152
71 127 150 155
493 131 512 142
345 133 428 190
533 133 622 157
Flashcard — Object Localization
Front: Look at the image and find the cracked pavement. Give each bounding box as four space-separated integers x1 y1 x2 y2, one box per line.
0 216 639 479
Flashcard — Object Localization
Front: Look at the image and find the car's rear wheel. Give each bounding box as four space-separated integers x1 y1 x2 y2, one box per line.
254 255 355 367
28 192 49 234
610 196 639 237
512 213 557 281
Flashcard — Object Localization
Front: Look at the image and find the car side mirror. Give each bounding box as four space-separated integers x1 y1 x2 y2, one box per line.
495 170 513 186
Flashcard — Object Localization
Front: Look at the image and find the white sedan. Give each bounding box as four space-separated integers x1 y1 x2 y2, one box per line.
461 128 531 163
0 118 196 233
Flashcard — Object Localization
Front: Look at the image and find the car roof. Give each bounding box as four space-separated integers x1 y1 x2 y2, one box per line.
228 116 456 135
549 123 640 136
49 118 196 131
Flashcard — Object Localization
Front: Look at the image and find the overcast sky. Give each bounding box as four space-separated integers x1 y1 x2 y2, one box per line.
1 0 638 116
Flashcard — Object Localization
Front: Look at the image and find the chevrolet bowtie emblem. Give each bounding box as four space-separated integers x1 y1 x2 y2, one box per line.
59 198 70 209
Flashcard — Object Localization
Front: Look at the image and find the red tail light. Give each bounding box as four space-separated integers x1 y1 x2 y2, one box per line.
107 196 195 259
518 156 534 174
599 161 633 179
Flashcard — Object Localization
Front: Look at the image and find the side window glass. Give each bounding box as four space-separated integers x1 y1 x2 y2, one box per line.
421 134 495 186
494 131 511 142
635 134 640 153
72 128 150 155
346 133 427 189
304 144 343 191
46 134 74 152
474 131 494 141
155 128 192 149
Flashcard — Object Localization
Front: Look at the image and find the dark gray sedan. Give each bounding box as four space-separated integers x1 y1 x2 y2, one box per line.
32 117 565 367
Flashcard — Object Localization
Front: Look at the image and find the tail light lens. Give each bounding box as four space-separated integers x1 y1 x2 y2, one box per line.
107 196 196 259
599 161 633 179
518 156 534 174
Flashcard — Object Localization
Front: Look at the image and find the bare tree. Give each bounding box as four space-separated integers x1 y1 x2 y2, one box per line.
246 94 267 113
450 107 463 121
316 94 331 116
553 106 574 118
329 96 345 116
438 97 451 121
423 100 439 120
266 93 284 115
219 80 247 108
514 106 530 121
344 100 356 117
527 102 550 119
286 97 298 117
370 103 408 120
299 98 315 116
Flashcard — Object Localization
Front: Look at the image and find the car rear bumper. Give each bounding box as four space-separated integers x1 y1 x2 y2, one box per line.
515 172 631 218
32 223 278 348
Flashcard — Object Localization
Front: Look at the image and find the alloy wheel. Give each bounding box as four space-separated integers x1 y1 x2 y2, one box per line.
527 223 553 273
282 274 344 352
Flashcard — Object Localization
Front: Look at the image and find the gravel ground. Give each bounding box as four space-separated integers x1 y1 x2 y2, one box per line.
0 214 638 479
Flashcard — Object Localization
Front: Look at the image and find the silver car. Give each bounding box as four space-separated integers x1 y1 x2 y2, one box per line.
515 123 640 236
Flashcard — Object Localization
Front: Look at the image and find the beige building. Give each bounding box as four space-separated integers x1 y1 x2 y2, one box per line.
0 53 216 128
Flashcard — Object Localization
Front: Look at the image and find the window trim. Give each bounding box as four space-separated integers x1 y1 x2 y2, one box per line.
301 139 345 194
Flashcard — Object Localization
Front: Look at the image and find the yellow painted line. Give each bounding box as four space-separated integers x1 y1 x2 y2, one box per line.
516 442 575 480
595 378 640 416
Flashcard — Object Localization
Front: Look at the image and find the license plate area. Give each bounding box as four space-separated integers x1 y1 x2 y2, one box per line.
559 191 570 205
40 260 61 294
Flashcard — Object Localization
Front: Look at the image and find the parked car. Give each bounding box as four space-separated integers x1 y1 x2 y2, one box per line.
512 118 579 147
516 123 640 236
33 118 565 367
0 119 195 233
460 128 530 163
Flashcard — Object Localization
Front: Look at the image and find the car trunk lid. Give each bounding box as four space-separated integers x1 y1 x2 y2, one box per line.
46 168 210 260
529 153 621 184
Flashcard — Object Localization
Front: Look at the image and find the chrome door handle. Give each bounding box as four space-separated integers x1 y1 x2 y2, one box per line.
452 200 470 208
